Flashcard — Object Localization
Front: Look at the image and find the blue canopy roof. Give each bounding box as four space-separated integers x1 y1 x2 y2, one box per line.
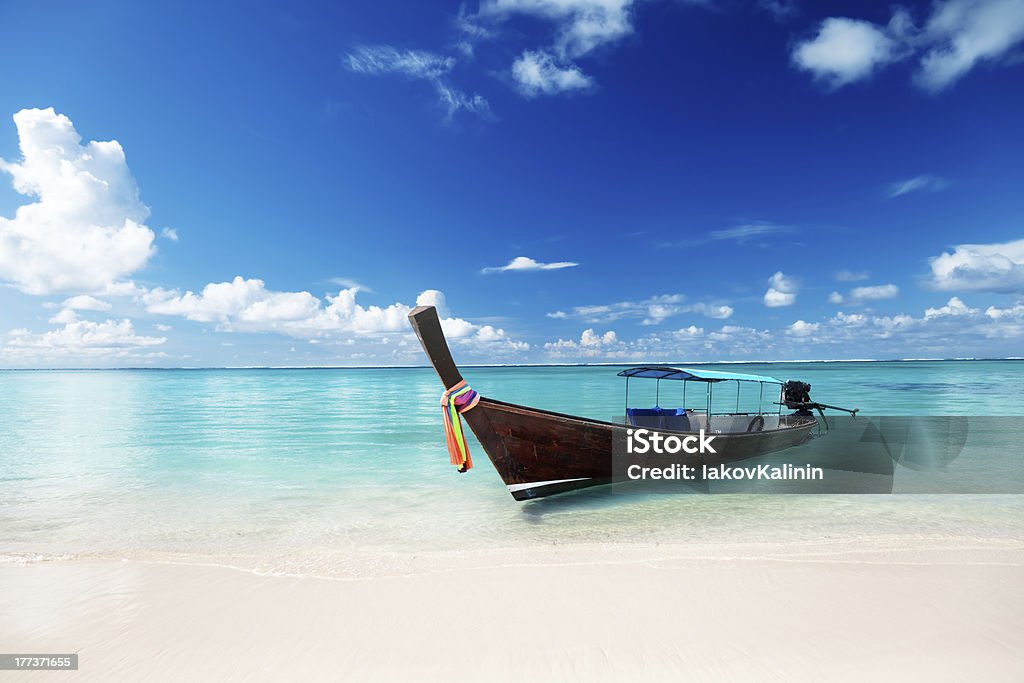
617 366 783 384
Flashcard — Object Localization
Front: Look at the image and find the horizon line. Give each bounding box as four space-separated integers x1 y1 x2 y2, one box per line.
1 357 1022 371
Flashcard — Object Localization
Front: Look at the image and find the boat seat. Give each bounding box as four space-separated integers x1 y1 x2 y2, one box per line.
626 407 692 432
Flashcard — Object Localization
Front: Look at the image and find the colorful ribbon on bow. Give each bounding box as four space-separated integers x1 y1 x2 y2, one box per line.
441 380 480 472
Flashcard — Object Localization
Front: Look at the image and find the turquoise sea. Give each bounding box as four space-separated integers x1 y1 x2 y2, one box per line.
2 361 1023 576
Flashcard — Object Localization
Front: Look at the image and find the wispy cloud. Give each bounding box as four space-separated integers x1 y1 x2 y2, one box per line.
887 174 949 198
708 222 792 242
435 84 492 119
344 45 491 120
549 294 733 325
830 283 900 305
346 45 455 79
472 0 652 98
480 256 579 274
834 269 870 282
454 4 496 57
351 1 703 106
916 0 1024 92
759 0 799 22
328 277 372 293
481 0 637 60
681 303 735 322
664 222 793 248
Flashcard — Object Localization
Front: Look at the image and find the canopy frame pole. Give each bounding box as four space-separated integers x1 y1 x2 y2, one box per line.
758 382 764 416
735 380 740 414
625 376 629 418
656 378 660 407
682 380 687 410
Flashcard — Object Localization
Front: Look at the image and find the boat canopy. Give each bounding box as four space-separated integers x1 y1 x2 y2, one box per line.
617 366 783 384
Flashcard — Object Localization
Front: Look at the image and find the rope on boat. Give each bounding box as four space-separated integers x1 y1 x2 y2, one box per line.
441 380 480 473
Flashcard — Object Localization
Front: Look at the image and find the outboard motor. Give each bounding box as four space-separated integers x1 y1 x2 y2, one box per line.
782 380 813 416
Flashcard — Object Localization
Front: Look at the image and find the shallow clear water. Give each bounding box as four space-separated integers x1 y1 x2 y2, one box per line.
1 361 1023 574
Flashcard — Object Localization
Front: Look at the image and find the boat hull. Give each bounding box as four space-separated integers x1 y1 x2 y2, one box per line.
465 397 817 500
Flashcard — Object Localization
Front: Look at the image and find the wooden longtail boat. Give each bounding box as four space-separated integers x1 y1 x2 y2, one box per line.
410 305 830 500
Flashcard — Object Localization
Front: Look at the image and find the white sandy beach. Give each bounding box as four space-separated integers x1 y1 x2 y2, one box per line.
4 539 1023 682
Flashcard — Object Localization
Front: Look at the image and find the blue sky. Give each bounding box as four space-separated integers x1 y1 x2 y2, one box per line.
1 0 1023 367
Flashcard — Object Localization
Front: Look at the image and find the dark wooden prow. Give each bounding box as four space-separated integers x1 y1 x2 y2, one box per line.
408 305 465 390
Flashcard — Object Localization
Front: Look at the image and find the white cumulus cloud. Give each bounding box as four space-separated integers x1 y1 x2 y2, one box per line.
141 278 526 352
0 108 156 295
787 320 821 337
415 289 451 318
764 271 798 307
924 296 978 319
534 295 1024 361
62 294 112 311
850 284 899 301
792 1 1024 91
48 309 79 325
1 318 166 362
928 238 1024 293
581 328 618 346
512 50 594 97
144 277 406 336
791 17 903 88
985 301 1024 320
544 327 620 356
